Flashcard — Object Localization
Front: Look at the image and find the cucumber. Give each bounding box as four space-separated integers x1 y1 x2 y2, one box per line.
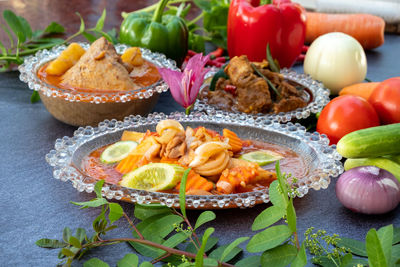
336 123 400 158
344 157 400 182
239 150 282 166
100 141 138 164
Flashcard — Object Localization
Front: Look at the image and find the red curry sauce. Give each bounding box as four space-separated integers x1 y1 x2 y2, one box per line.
82 139 307 194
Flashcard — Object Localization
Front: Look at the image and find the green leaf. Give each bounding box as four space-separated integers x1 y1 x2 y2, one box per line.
30 91 40 103
286 198 296 233
0 40 6 55
106 28 118 44
95 9 107 31
268 180 286 208
84 258 110 267
208 245 241 263
82 31 98 43
219 237 248 262
76 12 86 33
1 24 14 48
247 225 292 253
340 253 353 267
35 238 68 248
275 161 288 198
236 255 261 267
377 224 393 265
252 205 285 231
345 257 369 267
117 253 139 267
366 228 388 267
75 228 86 243
94 180 104 198
141 214 184 239
337 237 367 257
61 248 75 257
3 10 26 42
93 208 107 233
17 16 32 39
393 227 400 244
194 211 216 230
186 236 219 254
63 227 71 243
139 262 153 267
179 168 191 219
195 227 214 267
44 21 65 34
291 242 307 267
108 202 123 224
266 43 280 73
162 232 188 249
68 236 81 248
391 244 400 266
193 0 211 11
71 198 108 208
203 258 219 267
260 243 297 267
134 203 171 221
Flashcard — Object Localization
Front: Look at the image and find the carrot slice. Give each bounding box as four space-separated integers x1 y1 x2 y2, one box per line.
115 154 142 174
223 129 243 153
339 82 379 100
176 170 214 192
216 166 258 194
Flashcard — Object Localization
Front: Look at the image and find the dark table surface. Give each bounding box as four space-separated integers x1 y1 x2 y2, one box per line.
1 1 400 266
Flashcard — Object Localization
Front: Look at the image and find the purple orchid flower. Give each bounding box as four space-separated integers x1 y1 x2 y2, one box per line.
158 53 210 114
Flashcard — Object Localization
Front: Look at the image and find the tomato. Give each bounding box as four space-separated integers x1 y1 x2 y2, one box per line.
317 95 380 145
368 77 400 124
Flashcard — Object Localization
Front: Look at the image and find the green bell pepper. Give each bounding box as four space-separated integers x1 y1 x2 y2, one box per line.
119 0 188 66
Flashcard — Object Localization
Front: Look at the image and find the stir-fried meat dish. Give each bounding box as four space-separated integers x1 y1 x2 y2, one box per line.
201 55 307 114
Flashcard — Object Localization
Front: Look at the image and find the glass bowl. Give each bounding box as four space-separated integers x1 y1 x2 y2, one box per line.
18 43 178 126
45 112 343 209
194 68 330 123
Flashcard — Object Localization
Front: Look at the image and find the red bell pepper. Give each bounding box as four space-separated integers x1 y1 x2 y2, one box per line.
227 0 306 68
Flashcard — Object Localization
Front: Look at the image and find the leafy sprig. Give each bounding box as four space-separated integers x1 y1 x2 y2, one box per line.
36 162 400 266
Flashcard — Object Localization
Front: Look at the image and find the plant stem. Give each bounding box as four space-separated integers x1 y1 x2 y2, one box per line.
122 0 190 19
152 0 170 23
85 238 235 267
187 12 204 27
294 231 300 250
123 212 144 240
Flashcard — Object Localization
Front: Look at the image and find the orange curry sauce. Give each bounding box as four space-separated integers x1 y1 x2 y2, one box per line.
82 140 307 194
37 60 161 93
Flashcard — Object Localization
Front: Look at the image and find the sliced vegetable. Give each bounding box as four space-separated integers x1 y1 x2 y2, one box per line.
239 150 282 166
222 129 242 153
216 166 259 194
304 32 367 94
121 130 145 142
336 123 400 158
344 157 400 182
120 163 185 191
100 141 138 164
175 170 214 193
335 166 400 214
305 12 385 50
339 82 379 100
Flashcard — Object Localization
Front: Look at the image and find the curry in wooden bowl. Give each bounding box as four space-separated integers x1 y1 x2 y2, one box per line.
19 37 177 126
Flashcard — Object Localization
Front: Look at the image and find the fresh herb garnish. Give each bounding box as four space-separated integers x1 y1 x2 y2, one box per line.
251 63 281 97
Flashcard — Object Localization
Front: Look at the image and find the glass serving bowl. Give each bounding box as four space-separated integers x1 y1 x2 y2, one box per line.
18 43 177 126
194 68 330 123
45 112 343 209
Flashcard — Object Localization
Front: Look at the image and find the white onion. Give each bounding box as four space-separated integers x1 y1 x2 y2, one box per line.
304 32 367 95
335 166 400 214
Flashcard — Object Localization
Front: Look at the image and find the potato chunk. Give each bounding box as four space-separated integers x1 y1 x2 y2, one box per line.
121 47 144 67
46 43 85 76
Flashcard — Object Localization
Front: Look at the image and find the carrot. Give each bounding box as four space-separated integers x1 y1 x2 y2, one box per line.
216 167 258 194
339 82 379 100
175 170 214 192
306 12 385 50
222 129 243 153
115 154 143 174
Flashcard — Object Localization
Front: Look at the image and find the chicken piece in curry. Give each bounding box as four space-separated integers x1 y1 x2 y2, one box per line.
202 55 307 114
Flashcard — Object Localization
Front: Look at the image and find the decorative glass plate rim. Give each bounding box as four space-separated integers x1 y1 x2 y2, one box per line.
18 42 178 103
45 112 343 209
194 68 331 123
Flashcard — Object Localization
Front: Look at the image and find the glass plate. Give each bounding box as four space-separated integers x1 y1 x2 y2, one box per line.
18 42 178 103
45 112 343 209
194 68 330 123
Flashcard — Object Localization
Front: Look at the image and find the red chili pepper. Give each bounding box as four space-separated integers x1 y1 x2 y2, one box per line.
209 47 225 59
227 0 306 68
224 84 237 95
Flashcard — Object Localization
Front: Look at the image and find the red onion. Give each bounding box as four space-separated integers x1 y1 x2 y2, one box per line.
336 166 400 214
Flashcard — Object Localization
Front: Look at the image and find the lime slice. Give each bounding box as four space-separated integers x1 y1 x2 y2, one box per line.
120 163 185 191
100 141 138 164
239 150 283 166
